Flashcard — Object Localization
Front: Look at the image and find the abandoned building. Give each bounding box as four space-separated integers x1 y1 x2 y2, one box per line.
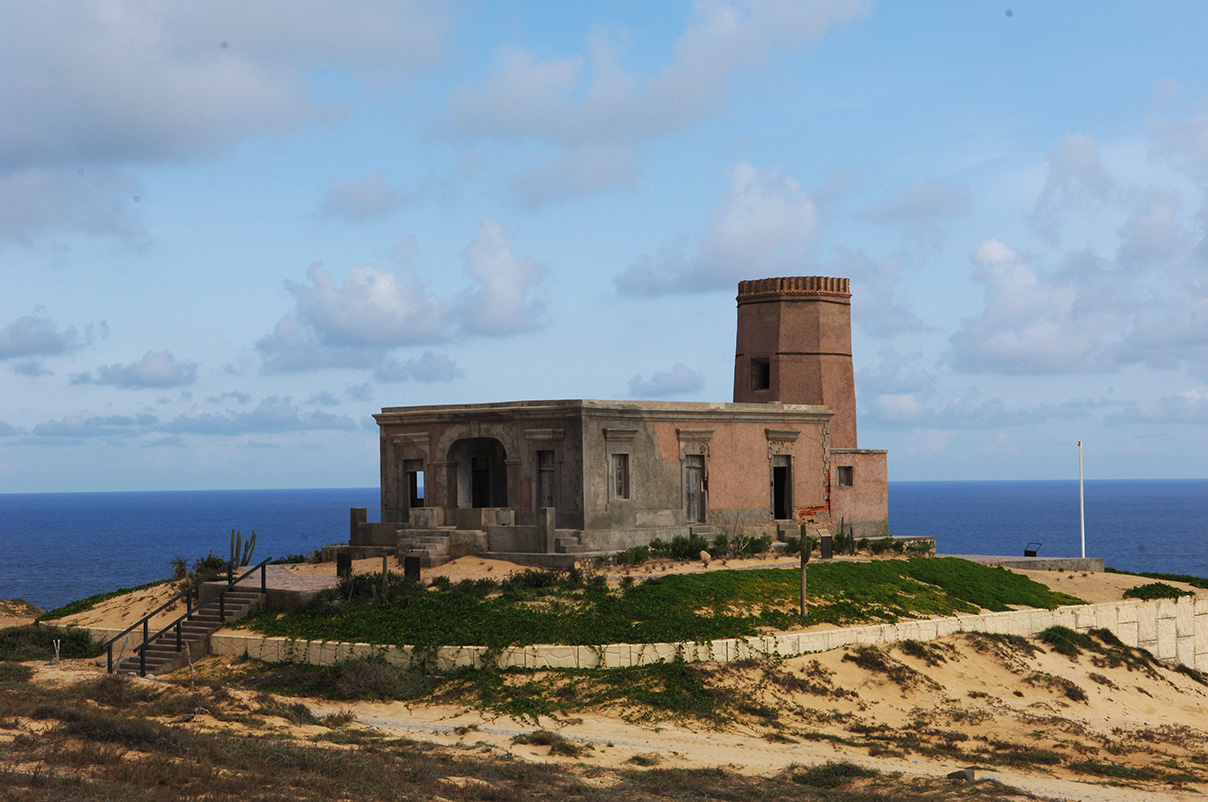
354 276 888 565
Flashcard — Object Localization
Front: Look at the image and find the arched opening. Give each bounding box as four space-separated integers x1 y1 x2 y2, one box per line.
449 437 508 508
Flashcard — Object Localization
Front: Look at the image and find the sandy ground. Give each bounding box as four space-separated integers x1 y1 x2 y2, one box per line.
10 555 1208 799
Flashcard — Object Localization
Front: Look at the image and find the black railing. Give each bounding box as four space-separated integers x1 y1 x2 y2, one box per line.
104 558 271 676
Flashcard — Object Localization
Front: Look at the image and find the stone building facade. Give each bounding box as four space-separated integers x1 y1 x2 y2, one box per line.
360 277 888 563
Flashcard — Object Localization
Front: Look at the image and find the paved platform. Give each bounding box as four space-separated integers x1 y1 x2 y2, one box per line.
941 554 1105 572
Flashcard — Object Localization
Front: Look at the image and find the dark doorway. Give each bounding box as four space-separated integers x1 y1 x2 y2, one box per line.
403 458 424 519
450 437 508 508
772 454 791 519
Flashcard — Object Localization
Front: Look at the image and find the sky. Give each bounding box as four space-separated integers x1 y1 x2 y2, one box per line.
3 1 1208 493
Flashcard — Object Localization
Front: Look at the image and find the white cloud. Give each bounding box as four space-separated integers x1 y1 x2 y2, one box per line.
831 249 928 337
455 218 546 336
861 178 971 248
294 262 449 347
11 360 51 377
863 179 971 224
257 260 450 373
0 168 145 244
445 0 864 200
448 1 865 144
0 311 96 359
615 162 819 296
1029 133 1114 244
1116 186 1186 267
627 363 705 398
512 145 640 208
1124 386 1208 423
0 1 449 172
951 239 1119 374
375 351 463 383
32 411 157 438
319 171 404 222
72 350 198 388
0 2 449 240
166 396 357 435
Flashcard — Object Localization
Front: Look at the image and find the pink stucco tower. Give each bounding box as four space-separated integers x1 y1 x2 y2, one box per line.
733 276 858 449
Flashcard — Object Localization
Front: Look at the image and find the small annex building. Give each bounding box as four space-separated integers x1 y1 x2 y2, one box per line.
357 277 888 565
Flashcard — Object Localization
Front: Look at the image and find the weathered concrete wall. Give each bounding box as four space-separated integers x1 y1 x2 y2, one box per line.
208 595 1208 674
830 448 889 539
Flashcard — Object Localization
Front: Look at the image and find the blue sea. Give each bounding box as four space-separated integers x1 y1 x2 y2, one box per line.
1 480 1205 611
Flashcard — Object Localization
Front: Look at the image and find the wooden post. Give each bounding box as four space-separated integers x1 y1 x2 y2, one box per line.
800 535 811 617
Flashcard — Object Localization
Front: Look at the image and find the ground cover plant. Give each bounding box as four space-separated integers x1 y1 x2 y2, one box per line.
239 558 1084 650
1123 582 1193 601
0 625 100 662
1106 567 1208 591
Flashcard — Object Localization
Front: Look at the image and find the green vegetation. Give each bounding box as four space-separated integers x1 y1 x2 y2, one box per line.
1106 566 1208 591
240 558 1083 649
1037 626 1164 678
0 625 100 662
35 579 170 622
1123 582 1193 601
791 761 879 789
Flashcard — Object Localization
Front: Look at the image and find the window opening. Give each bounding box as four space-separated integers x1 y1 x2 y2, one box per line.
750 357 770 391
837 465 854 487
611 453 630 500
404 458 425 508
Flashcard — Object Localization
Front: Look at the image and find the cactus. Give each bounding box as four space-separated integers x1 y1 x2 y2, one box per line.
229 528 258 574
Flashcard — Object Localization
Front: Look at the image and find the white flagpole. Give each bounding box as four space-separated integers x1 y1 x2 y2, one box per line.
1079 441 1085 559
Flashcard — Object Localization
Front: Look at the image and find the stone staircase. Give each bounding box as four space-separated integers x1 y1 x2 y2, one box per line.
111 585 264 676
554 530 585 554
397 528 457 567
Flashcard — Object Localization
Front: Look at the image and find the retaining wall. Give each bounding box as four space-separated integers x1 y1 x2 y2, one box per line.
208 595 1208 673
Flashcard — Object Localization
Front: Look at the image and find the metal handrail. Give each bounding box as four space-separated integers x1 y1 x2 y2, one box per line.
106 558 271 675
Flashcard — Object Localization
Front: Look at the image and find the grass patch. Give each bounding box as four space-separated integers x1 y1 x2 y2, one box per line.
0 625 100 661
1123 582 1193 601
513 729 588 757
239 558 1082 649
1106 567 1208 591
791 760 878 789
35 579 170 622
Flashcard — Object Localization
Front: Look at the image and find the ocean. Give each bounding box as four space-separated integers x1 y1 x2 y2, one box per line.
1 480 1205 611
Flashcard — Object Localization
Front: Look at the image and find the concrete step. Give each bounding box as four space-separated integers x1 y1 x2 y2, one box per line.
114 590 265 677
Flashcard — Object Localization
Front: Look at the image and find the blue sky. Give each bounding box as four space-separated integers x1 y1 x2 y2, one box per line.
3 1 1208 492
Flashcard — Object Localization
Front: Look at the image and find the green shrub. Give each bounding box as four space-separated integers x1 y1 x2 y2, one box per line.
739 534 772 555
0 625 100 661
668 534 709 560
792 761 878 789
616 546 649 566
784 536 801 556
649 538 670 557
1123 582 1193 601
710 534 729 558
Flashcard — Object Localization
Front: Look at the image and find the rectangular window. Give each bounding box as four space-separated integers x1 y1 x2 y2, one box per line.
611 453 630 500
750 357 770 391
837 465 853 487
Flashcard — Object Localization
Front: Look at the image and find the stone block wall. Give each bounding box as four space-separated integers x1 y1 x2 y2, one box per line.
206 595 1208 674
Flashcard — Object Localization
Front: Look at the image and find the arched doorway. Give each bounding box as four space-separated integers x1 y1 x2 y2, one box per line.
449 437 508 508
